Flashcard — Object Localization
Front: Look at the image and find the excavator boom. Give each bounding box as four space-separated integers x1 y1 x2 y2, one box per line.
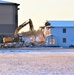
14 19 34 37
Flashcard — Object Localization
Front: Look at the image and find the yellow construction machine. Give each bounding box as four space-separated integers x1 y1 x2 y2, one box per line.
1 19 34 48
3 19 34 43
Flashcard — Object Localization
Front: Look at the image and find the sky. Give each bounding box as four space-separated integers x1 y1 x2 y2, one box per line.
4 0 74 32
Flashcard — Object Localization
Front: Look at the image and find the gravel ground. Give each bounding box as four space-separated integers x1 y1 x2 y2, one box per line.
0 48 74 75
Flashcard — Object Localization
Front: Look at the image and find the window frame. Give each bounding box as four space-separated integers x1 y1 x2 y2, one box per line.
63 28 66 33
49 38 55 44
63 38 66 43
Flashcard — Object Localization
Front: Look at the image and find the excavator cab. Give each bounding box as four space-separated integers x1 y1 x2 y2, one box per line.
13 34 22 42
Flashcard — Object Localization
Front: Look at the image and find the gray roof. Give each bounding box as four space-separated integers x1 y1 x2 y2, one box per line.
48 21 74 27
0 0 19 5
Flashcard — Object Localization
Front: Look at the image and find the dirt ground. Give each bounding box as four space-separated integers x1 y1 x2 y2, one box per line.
0 51 74 75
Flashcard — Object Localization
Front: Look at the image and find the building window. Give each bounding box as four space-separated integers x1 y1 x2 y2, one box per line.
63 38 66 43
63 28 66 33
50 38 55 44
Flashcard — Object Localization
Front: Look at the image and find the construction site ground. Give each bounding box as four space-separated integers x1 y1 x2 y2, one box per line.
0 47 74 75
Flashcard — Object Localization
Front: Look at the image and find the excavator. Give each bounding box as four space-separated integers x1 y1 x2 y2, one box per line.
3 19 34 42
1 19 34 48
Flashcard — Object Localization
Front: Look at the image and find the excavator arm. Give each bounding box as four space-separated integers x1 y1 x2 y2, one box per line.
14 19 34 37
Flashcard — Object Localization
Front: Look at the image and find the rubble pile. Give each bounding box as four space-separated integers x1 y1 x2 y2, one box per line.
21 30 45 46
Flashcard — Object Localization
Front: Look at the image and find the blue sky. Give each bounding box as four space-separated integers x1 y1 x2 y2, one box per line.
4 0 74 32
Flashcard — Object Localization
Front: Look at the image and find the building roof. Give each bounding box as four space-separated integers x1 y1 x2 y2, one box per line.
0 0 19 5
47 21 74 27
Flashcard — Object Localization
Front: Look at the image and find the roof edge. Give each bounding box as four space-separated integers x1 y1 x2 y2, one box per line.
0 3 20 5
0 1 19 5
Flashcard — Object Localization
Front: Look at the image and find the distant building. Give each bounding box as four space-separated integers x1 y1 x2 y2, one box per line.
45 21 74 47
0 0 19 36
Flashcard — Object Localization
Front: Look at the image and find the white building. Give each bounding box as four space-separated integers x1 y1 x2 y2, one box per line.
45 21 74 47
0 0 19 36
